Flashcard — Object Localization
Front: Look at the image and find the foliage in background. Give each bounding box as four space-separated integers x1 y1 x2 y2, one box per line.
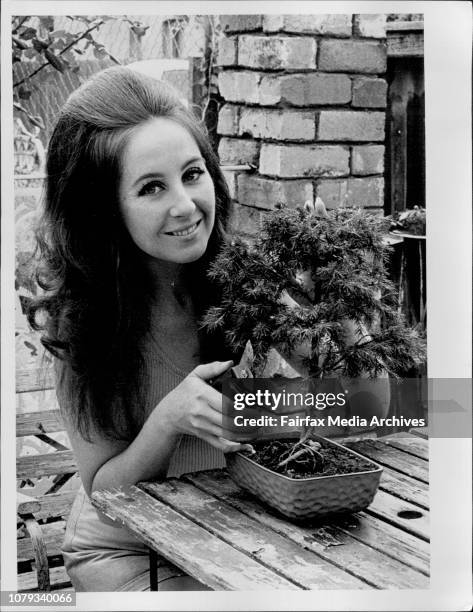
389 206 426 236
12 14 220 139
11 15 152 129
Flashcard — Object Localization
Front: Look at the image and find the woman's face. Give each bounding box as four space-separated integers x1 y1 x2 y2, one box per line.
118 117 216 265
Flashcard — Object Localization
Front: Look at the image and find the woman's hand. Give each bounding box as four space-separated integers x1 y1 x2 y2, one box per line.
153 360 247 453
75 362 247 496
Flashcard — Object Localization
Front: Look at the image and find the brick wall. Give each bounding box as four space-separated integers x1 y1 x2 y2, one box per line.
216 14 387 237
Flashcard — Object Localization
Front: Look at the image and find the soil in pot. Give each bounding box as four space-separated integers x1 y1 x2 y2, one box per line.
244 437 375 479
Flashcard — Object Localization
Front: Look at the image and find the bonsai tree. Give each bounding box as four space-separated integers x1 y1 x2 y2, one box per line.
203 200 425 473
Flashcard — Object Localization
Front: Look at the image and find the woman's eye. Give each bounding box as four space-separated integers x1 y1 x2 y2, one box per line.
184 167 205 182
138 181 163 197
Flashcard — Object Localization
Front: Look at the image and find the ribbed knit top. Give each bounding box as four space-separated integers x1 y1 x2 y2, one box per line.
55 328 227 480
141 332 226 478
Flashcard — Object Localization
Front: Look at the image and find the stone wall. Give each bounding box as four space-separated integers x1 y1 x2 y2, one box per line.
216 14 387 237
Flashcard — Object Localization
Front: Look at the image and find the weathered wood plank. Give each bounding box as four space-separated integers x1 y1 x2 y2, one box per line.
17 492 38 509
140 479 367 590
382 233 404 247
388 71 408 213
18 490 77 521
409 426 429 439
367 489 429 541
17 566 72 592
386 21 423 32
387 32 424 57
17 521 66 562
332 512 429 576
185 471 429 589
92 486 300 591
17 409 64 437
378 466 429 510
44 473 77 496
383 435 429 461
346 440 429 483
17 451 77 479
23 517 50 590
16 368 55 393
36 434 69 453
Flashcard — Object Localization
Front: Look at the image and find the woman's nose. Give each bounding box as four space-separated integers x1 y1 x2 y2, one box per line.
169 186 196 217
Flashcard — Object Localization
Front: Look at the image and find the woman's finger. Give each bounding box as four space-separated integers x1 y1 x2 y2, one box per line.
188 376 232 416
191 401 226 427
192 360 233 381
192 412 253 444
197 432 245 454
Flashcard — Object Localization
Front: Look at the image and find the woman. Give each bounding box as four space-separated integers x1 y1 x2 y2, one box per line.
29 66 389 592
28 66 247 591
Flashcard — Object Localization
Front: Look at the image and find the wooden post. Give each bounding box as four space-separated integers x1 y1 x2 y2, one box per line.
24 515 51 591
190 57 205 113
389 71 413 213
387 21 424 58
149 548 158 591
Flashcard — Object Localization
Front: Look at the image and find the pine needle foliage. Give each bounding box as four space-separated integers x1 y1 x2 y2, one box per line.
203 206 425 377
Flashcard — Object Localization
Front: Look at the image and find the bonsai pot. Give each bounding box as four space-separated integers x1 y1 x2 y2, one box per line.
226 433 382 521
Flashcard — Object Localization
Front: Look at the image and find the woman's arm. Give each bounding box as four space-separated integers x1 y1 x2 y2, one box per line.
66 410 179 498
63 360 244 497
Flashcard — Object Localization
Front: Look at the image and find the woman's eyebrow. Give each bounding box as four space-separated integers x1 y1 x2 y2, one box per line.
132 157 205 188
182 156 205 169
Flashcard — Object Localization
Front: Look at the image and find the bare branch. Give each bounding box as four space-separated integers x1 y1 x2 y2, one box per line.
12 16 30 35
13 20 105 88
13 101 43 128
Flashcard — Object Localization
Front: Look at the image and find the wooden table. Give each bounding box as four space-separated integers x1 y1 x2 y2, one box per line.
91 434 429 590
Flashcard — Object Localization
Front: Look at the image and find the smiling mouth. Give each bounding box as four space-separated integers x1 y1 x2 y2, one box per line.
165 219 202 237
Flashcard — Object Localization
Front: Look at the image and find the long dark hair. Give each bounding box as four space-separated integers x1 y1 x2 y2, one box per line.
28 66 231 442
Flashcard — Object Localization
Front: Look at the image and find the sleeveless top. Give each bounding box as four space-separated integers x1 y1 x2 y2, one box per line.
56 325 227 481
60 328 226 577
141 332 226 477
